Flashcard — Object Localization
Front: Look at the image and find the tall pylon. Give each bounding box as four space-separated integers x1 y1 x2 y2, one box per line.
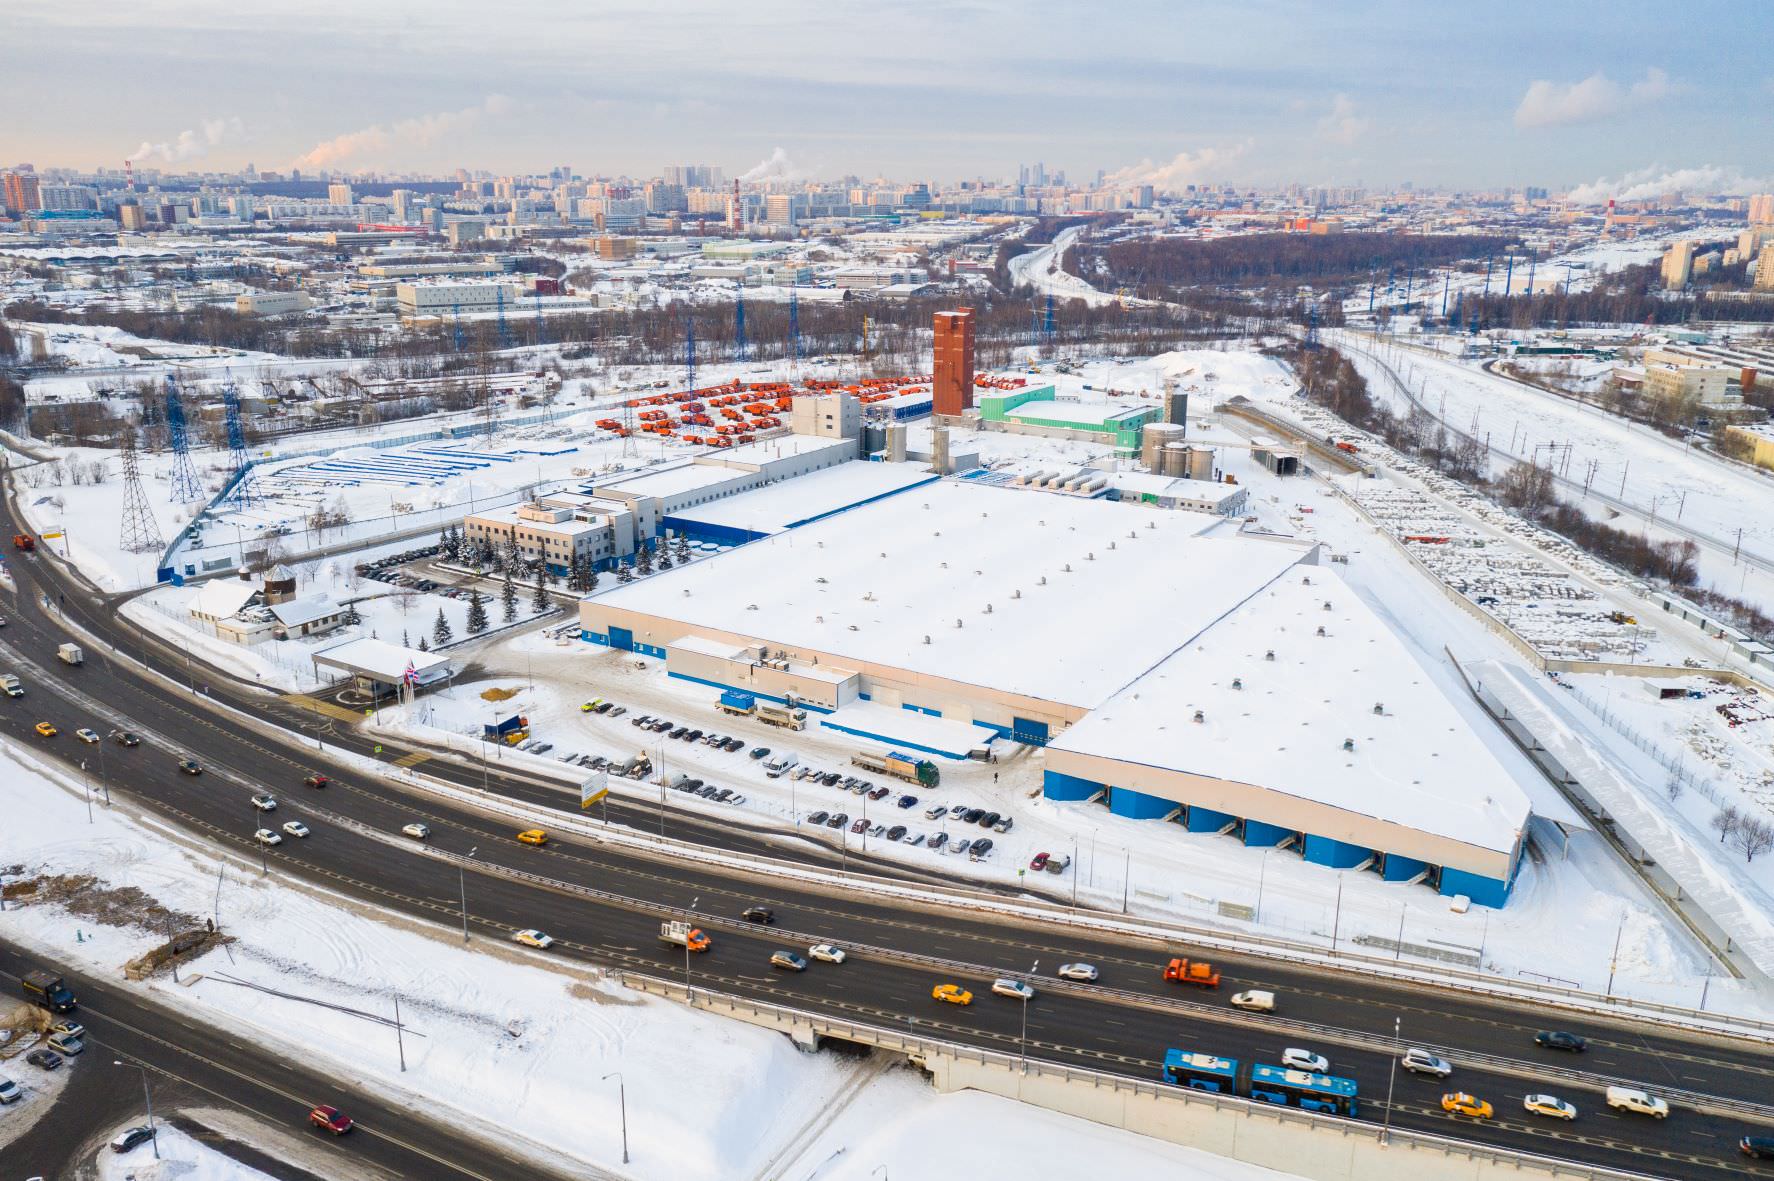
163 376 204 503
533 289 547 347
788 286 801 368
451 300 465 352
221 377 254 507
684 316 696 397
734 293 748 362
496 287 514 350
1043 295 1056 347
118 429 164 555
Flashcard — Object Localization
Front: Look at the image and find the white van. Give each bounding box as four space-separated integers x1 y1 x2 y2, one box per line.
1229 990 1275 1012
1604 1086 1669 1119
764 752 799 777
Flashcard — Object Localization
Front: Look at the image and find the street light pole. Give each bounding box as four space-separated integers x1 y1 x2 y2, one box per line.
1255 847 1271 922
1381 1017 1400 1144
1606 910 1626 996
115 1059 159 1159
686 896 699 999
459 847 478 943
602 1071 629 1164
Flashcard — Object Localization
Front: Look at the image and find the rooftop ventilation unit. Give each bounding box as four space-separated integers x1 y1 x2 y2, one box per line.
1192 709 1205 723
955 618 964 628
1265 650 1275 661
1012 589 1022 599
815 576 828 584
923 634 932 644
1231 677 1243 690
747 603 759 611
1373 702 1385 715
1316 625 1326 637
1342 737 1355 752
1323 601 1333 611
984 603 993 614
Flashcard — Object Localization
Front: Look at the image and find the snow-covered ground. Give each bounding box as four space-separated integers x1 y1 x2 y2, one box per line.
1333 329 1774 613
1008 224 1118 307
0 738 1307 1181
98 1122 278 1181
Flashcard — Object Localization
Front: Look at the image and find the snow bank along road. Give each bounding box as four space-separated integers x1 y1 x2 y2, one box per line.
3 507 1773 1178
0 938 577 1181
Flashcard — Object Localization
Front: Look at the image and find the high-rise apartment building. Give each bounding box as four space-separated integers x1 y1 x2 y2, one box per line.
1660 241 1695 290
327 181 355 206
1749 193 1774 225
2 171 42 213
1756 244 1774 292
932 309 976 416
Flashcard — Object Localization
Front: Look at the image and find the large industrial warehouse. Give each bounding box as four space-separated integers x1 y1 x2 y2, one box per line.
578 479 1533 906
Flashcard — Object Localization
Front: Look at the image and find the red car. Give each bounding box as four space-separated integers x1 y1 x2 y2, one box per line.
303 774 330 789
308 1105 353 1135
1029 852 1050 871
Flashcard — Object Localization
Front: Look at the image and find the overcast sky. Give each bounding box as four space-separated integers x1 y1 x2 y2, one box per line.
7 0 1770 195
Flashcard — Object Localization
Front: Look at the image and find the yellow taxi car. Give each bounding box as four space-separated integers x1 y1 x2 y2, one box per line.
1441 1092 1494 1120
34 721 57 738
580 699 604 713
516 829 549 846
931 983 973 1006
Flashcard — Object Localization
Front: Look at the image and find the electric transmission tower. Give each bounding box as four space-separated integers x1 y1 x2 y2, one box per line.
163 376 204 503
118 430 164 554
221 377 254 507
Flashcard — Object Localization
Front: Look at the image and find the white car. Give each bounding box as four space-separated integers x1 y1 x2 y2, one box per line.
75 728 100 744
1604 1086 1669 1119
1523 1093 1577 1121
1281 1048 1329 1074
250 794 277 812
511 929 555 949
402 823 430 840
990 977 1035 1001
0 1075 19 1104
282 821 311 838
253 828 282 846
808 943 846 964
1400 1047 1452 1078
1056 962 1099 982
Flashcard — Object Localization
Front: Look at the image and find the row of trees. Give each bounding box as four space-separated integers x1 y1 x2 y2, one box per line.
1091 232 1514 293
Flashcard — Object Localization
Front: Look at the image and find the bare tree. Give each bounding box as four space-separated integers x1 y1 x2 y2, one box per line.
1732 815 1774 864
1712 804 1742 845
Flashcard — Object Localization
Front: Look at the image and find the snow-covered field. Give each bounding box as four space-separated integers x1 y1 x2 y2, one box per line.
98 1122 278 1181
0 739 1308 1181
1333 329 1774 612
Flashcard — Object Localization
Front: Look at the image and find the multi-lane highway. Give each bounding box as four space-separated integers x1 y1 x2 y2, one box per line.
3 489 1773 1179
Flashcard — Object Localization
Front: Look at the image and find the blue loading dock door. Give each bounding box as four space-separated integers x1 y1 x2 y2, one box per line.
609 626 634 651
1012 717 1049 746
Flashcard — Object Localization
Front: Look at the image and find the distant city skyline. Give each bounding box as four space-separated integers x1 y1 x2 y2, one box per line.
7 0 1772 197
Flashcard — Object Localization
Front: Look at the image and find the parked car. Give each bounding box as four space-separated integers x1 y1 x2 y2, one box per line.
713 788 734 802
1523 1094 1577 1121
770 950 808 972
308 1104 354 1134
821 772 841 786
1056 962 1098 982
1400 1048 1452 1078
669 727 688 740
826 812 848 829
46 1031 83 1055
111 1125 157 1152
868 786 890 801
0 1075 18 1104
808 811 830 826
24 1049 61 1070
896 795 918 809
951 838 971 856
1535 1031 1587 1053
969 838 993 859
886 825 907 841
849 818 869 834
978 811 1000 828
722 737 743 751
926 803 948 819
750 747 770 760
1030 852 1050 871
1044 853 1072 874
962 808 984 823
928 832 949 850
992 816 1014 833
948 805 968 818
1281 1048 1329 1074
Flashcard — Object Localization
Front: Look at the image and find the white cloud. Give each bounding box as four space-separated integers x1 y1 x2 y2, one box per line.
1104 142 1251 193
1316 94 1367 145
1514 67 1671 128
132 117 243 163
1565 164 1772 205
296 95 516 169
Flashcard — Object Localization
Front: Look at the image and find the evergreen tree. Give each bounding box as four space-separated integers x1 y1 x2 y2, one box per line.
432 607 453 646
586 566 598 593
501 570 518 622
418 635 430 652
616 558 634 583
341 599 362 627
674 534 691 563
532 568 551 612
636 539 654 575
658 546 673 571
465 587 488 634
